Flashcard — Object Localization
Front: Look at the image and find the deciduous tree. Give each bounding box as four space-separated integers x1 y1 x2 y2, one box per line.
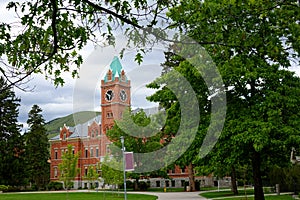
100 155 123 190
0 0 172 89
58 144 80 190
106 109 165 190
166 1 300 199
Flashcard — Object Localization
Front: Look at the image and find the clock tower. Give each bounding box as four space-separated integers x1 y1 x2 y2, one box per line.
101 56 131 135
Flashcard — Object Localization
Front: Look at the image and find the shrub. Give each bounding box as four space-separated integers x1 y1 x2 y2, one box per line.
6 186 20 192
119 180 134 189
48 182 63 191
0 185 8 192
138 181 150 191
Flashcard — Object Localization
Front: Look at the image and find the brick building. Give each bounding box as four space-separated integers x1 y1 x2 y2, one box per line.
49 56 130 189
49 56 231 189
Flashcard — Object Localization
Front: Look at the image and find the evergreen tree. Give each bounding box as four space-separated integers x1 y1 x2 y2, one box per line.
24 104 50 190
0 76 26 186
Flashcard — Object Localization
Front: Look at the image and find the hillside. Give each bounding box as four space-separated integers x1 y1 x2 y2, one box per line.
46 111 100 139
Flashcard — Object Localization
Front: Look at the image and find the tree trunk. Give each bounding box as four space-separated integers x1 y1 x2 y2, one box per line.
231 165 238 195
252 151 265 200
187 163 195 191
134 177 139 191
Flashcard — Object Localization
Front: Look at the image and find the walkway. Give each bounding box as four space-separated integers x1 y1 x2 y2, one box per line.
129 191 206 200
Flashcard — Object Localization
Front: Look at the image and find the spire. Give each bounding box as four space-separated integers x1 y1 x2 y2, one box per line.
110 56 122 78
104 56 127 82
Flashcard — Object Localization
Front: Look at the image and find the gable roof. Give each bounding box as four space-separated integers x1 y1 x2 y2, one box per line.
49 115 101 141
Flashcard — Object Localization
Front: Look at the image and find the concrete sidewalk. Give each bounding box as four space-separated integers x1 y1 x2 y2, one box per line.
128 191 206 200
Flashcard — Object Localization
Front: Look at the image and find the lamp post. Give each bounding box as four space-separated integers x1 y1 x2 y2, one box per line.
120 136 127 200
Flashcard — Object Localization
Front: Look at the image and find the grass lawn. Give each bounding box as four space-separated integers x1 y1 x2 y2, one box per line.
200 189 256 199
0 192 157 200
211 194 294 200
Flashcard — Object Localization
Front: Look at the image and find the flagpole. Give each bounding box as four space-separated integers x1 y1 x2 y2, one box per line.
120 136 127 200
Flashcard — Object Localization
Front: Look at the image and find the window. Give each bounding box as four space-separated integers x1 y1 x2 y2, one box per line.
91 130 94 138
156 181 160 187
171 180 176 187
165 180 169 187
54 167 58 178
181 180 185 187
96 148 99 157
171 168 175 174
85 167 88 176
72 149 75 155
85 148 88 158
181 167 186 173
106 144 110 154
63 133 66 140
106 112 114 118
55 150 58 159
90 147 94 157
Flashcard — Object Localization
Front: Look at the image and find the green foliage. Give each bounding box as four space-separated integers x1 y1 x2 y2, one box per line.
166 1 300 199
83 165 99 189
0 192 158 200
0 0 171 88
138 181 150 191
0 77 26 186
47 182 63 191
24 104 50 190
58 144 80 190
269 165 300 192
0 185 8 191
107 109 163 172
147 51 212 191
100 155 123 188
119 180 134 189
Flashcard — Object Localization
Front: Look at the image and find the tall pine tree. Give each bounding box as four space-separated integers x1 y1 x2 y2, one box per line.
24 104 49 190
0 77 26 187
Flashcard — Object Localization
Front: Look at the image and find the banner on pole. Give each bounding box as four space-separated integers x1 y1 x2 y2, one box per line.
125 152 134 171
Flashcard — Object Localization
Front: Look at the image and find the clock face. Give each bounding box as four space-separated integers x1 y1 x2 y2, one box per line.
120 90 127 101
105 90 114 101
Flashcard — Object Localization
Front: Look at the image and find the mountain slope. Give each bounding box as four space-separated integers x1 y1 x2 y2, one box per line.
46 111 100 139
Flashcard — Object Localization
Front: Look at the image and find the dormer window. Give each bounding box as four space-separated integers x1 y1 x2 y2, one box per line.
63 133 66 140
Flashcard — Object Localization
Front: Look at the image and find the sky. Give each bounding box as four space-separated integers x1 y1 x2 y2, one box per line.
1 1 299 133
0 1 165 131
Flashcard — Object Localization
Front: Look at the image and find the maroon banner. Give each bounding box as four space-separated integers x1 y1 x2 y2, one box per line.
125 152 134 171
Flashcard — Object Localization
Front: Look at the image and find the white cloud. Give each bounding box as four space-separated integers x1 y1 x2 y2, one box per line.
0 1 164 128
